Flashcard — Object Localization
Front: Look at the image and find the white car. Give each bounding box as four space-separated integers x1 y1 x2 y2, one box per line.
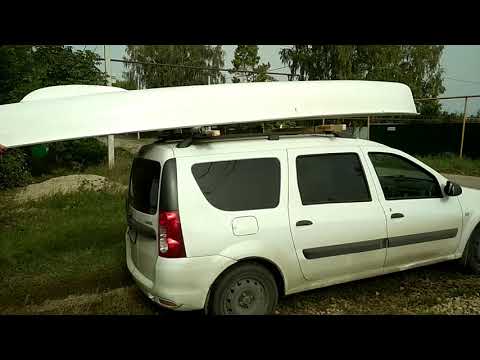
125 134 480 315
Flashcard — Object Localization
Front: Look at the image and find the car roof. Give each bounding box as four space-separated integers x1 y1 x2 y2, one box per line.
148 135 390 158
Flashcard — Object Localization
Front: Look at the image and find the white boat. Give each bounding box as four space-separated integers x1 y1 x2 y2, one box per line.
0 81 418 148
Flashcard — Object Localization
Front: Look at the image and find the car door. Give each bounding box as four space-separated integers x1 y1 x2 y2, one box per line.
362 148 463 270
288 146 388 284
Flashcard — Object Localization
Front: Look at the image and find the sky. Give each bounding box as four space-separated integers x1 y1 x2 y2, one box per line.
72 45 480 115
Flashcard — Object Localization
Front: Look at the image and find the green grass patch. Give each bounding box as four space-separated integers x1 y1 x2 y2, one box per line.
416 154 480 177
0 190 132 308
83 148 134 186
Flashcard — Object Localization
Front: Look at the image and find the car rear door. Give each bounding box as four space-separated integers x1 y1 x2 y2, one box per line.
127 156 161 283
287 146 388 284
362 148 463 270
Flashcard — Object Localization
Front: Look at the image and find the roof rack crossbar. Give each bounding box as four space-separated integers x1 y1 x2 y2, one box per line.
154 124 349 148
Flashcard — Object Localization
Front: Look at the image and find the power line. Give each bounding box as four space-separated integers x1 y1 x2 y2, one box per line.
445 77 480 85
100 57 299 78
415 95 480 101
270 65 289 71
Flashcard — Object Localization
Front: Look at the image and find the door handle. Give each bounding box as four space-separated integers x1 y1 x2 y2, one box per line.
296 220 313 226
391 213 404 219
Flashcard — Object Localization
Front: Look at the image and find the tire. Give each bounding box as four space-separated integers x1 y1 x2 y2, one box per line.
465 228 480 274
208 262 278 315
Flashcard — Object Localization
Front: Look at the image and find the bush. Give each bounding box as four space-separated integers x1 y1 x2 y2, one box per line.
47 138 107 171
0 149 32 189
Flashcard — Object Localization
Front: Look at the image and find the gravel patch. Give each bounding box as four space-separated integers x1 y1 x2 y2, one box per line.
15 174 127 203
427 294 480 314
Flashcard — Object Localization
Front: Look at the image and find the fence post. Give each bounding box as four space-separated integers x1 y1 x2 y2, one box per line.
367 116 371 140
104 45 115 169
460 97 468 158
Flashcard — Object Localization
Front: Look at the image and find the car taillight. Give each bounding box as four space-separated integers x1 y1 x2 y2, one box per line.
158 210 186 258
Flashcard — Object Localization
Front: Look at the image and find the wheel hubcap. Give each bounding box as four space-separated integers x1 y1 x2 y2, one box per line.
238 291 255 308
224 278 266 314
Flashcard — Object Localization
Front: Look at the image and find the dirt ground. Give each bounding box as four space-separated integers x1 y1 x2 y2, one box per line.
15 174 126 203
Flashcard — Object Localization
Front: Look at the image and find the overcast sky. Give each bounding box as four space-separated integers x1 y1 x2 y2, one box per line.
72 45 480 115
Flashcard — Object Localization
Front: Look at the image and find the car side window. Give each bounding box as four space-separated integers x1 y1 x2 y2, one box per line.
296 153 371 205
369 152 442 200
191 158 280 211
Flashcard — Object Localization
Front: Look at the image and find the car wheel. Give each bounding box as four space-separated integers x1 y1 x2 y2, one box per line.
465 228 480 274
208 262 278 315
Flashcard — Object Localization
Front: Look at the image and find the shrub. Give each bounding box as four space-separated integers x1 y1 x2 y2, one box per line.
0 149 32 189
47 138 107 170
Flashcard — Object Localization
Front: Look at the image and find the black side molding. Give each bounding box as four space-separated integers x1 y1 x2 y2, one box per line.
302 228 459 260
388 229 458 248
303 239 387 260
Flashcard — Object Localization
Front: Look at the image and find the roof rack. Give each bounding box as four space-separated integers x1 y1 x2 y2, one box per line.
155 124 349 148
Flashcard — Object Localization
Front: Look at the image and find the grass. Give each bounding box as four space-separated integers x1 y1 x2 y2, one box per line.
416 154 480 177
84 148 134 186
0 190 132 309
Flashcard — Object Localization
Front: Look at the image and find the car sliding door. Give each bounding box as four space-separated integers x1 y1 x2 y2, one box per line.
288 147 388 284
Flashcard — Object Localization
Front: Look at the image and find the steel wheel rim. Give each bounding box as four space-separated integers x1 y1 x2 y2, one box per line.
223 278 267 315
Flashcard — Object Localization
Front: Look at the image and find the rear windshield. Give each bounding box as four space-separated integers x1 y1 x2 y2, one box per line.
129 158 161 214
191 158 280 211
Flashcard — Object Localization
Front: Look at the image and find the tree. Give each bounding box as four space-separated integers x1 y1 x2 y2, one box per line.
280 45 445 115
230 45 275 83
0 46 39 104
123 45 225 88
113 79 137 90
0 45 107 104
32 46 107 88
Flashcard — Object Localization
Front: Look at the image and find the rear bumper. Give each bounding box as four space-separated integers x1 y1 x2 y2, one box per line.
126 235 236 311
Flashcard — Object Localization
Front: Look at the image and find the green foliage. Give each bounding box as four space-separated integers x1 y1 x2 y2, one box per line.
280 45 445 115
0 46 39 104
123 45 225 88
47 138 107 171
230 45 275 83
0 149 32 189
113 79 137 90
31 46 107 88
0 45 107 105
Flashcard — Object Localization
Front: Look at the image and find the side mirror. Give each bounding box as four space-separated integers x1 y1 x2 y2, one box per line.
444 181 462 196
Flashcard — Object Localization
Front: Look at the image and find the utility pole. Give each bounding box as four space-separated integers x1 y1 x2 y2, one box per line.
460 97 469 158
104 45 115 169
207 59 211 85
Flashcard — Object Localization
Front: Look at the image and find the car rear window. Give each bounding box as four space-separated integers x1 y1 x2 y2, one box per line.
296 153 371 205
129 158 161 214
192 158 280 211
